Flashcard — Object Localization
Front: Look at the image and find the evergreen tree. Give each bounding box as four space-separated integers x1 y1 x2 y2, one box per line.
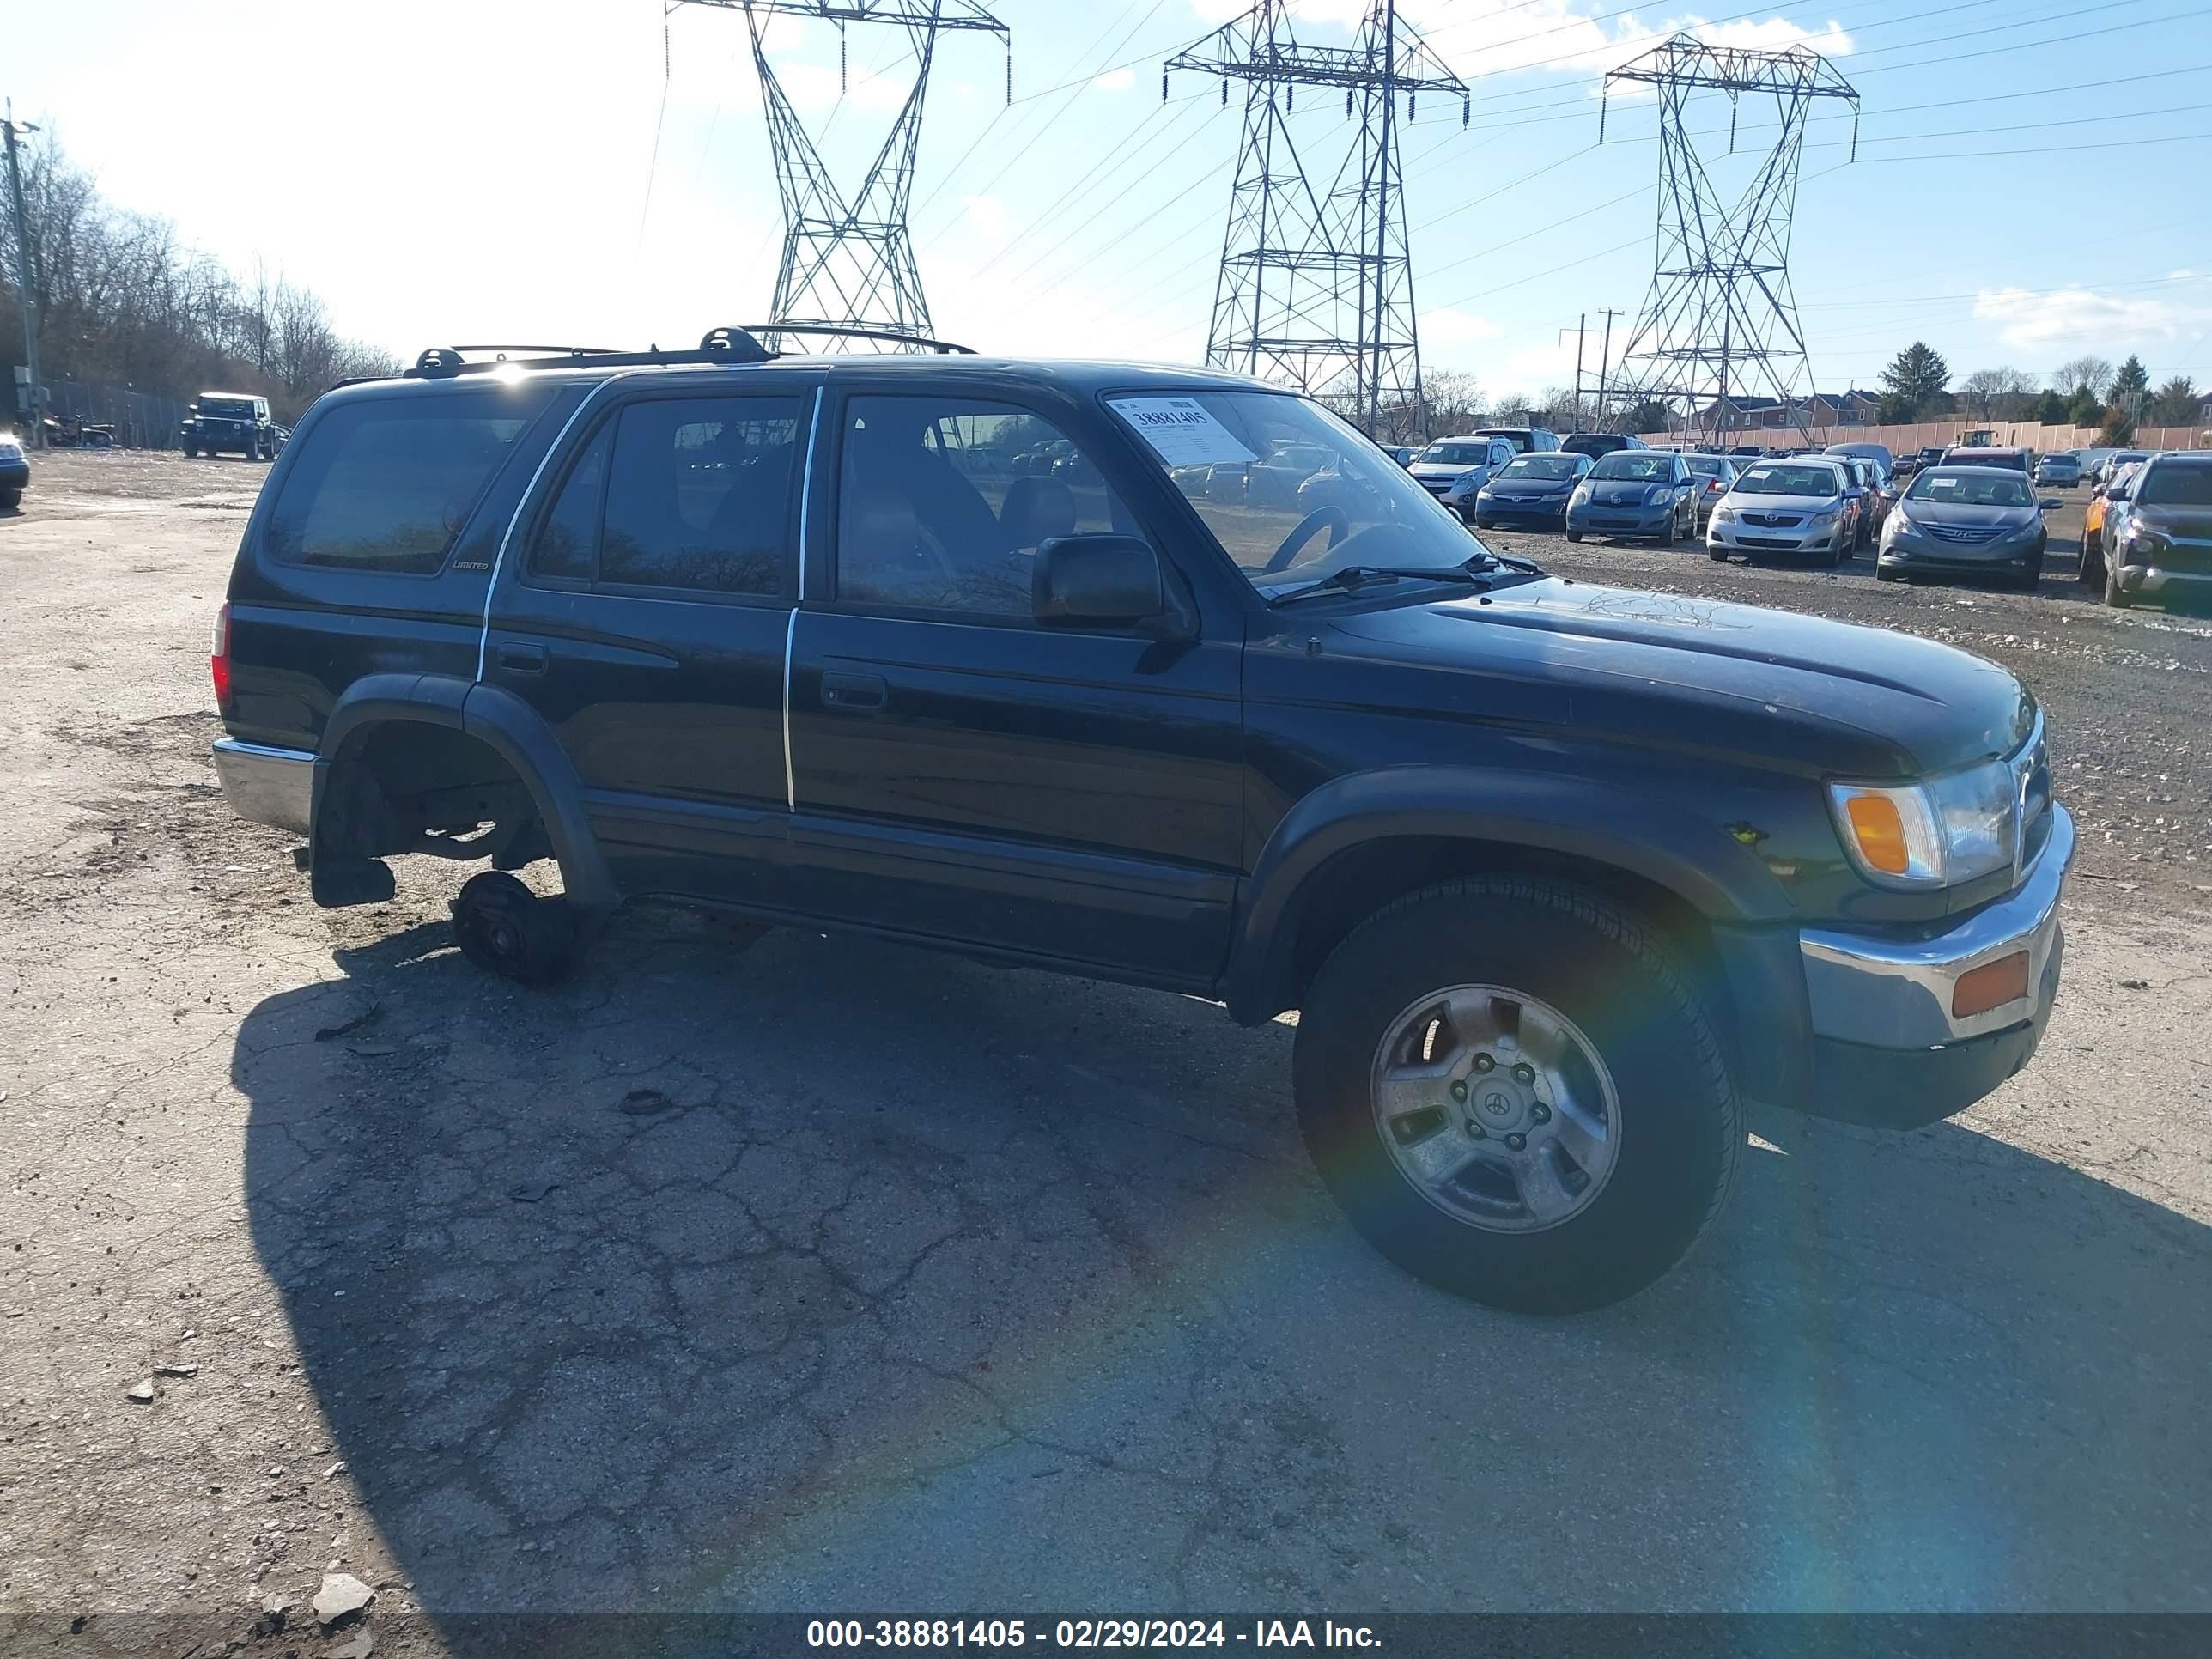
1878 343 1950 420
2035 389 2069 425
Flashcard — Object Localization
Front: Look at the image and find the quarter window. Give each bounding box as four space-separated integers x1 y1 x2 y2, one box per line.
528 422 613 581
264 386 555 574
835 397 1131 616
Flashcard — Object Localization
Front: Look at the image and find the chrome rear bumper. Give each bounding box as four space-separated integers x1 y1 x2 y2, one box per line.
211 738 313 836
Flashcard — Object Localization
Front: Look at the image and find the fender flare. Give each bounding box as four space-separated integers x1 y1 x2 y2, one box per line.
1224 765 1796 1025
312 673 617 912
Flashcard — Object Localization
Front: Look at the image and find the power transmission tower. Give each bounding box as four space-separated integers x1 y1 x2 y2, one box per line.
1165 2 1466 441
675 1 1008 351
1595 34 1856 447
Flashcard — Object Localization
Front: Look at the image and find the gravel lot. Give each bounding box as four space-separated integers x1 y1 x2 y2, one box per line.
3 453 2209 1654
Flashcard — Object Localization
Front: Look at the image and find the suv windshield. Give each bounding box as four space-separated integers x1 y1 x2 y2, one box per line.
2136 462 2212 507
1110 392 1496 594
201 398 255 418
1732 462 1840 497
1418 442 1492 465
1589 454 1672 482
1498 455 1579 481
1907 471 2032 507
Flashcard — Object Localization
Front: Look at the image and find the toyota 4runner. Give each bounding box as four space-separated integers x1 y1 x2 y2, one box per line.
210 331 2075 1314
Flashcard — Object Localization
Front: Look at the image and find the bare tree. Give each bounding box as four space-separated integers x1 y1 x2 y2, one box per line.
1 127 395 425
1424 368 1483 434
1959 367 2035 422
2052 356 2114 400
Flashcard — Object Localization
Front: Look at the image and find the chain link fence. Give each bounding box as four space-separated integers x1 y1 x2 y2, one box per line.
37 381 192 449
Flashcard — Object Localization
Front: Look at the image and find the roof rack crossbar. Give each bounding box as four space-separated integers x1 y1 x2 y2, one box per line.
743 323 975 355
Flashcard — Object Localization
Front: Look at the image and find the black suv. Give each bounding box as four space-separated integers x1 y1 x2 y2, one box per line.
184 392 278 459
210 331 2075 1314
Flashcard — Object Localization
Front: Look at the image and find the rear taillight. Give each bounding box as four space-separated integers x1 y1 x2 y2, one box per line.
211 604 232 713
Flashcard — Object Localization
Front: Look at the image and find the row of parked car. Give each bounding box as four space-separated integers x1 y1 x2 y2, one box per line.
1389 426 2207 605
2076 449 2211 608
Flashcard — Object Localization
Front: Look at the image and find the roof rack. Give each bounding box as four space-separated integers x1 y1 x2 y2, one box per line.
743 323 975 356
398 323 975 383
404 327 778 380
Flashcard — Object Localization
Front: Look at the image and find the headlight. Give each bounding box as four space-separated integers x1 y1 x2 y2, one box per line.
1807 509 1838 527
1712 503 1736 523
1646 483 1671 504
1570 485 1591 505
1829 761 2017 889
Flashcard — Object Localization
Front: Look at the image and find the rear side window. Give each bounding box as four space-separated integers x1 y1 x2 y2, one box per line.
264 387 554 574
526 396 799 597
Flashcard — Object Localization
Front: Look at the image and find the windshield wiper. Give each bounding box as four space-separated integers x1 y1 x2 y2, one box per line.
1269 563 1489 604
1468 548 1544 576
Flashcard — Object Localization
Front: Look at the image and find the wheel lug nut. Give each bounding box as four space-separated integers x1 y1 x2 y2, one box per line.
1450 1079 1468 1102
1505 1133 1526 1151
1530 1103 1551 1123
1472 1054 1495 1073
1468 1123 1486 1139
1511 1062 1535 1085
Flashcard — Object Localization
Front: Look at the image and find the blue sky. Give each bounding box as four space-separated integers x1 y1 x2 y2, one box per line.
8 0 2209 402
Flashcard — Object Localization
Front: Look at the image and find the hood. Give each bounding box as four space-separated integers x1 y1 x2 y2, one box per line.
2132 501 2212 540
1896 498 2040 531
1730 489 1844 514
1482 475 1573 494
1410 462 1479 479
1322 578 2033 779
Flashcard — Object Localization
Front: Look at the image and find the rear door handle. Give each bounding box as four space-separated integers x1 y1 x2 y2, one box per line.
821 671 887 713
495 642 548 676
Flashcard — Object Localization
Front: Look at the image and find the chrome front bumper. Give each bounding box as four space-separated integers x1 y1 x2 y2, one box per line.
211 738 314 836
1800 803 2075 1051
2117 562 2212 596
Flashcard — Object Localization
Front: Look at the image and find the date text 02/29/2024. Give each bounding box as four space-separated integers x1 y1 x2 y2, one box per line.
805 1620 1381 1649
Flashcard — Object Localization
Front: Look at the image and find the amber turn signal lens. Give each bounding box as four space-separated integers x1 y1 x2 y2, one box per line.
1844 793 1910 874
1953 951 2031 1018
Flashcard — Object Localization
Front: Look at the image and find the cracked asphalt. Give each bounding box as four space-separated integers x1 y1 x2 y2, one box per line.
3 453 2210 1655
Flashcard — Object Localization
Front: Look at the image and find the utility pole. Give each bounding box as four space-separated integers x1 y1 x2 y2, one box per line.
1571 313 1586 431
1167 1 1467 441
1595 306 1618 429
3 100 42 449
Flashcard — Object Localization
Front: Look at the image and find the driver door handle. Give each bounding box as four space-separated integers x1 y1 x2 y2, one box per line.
822 671 887 714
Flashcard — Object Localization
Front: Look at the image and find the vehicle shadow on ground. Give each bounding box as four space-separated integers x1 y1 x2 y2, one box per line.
236 912 2212 1642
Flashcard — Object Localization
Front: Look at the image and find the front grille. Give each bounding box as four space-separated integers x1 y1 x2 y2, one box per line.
1738 535 1802 549
2151 541 2212 574
1742 512 1803 528
1927 523 2003 544
2016 727 2052 874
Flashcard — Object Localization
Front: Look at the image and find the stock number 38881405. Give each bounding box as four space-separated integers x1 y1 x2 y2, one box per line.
806 1620 1231 1648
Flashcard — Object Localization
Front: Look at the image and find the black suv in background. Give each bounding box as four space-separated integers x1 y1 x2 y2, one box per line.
183 392 278 459
210 331 2075 1315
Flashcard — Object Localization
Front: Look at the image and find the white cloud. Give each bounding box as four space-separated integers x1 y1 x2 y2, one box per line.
1972 285 2212 349
962 194 1011 244
1094 67 1137 94
1422 307 1506 347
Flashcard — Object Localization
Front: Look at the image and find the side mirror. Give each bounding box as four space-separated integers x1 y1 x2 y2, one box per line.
2038 497 2061 512
1032 534 1165 628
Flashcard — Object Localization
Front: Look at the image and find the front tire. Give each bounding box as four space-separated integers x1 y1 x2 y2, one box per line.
2103 553 2131 608
452 871 577 986
1565 529 1583 543
1292 877 1742 1314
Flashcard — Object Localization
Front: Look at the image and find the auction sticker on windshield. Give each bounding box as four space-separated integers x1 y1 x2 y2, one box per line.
1109 397 1257 469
